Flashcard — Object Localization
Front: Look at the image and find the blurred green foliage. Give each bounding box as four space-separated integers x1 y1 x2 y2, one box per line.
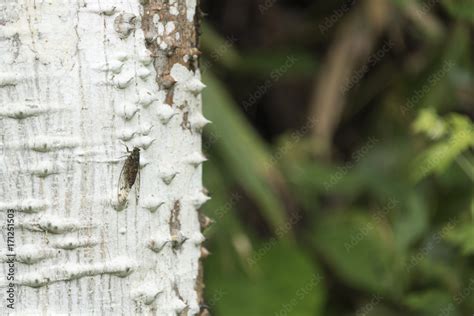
200 0 473 315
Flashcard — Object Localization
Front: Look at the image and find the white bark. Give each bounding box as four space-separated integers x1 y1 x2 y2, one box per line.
0 0 207 314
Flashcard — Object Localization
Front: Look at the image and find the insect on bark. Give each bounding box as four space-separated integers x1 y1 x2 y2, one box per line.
118 146 140 206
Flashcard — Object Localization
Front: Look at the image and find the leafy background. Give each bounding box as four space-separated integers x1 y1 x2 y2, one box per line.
199 0 473 315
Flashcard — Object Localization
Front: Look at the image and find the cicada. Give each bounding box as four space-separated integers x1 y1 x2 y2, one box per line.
118 146 140 206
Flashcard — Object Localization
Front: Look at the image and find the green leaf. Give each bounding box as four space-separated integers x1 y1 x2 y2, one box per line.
413 108 448 139
405 258 461 299
392 192 429 252
203 71 288 232
405 290 461 316
233 50 318 78
200 22 241 69
445 223 474 255
203 161 242 238
205 240 326 316
312 211 401 297
202 161 257 274
411 112 474 182
442 0 474 22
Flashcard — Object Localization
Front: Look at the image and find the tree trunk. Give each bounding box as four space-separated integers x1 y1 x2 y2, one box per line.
0 0 207 314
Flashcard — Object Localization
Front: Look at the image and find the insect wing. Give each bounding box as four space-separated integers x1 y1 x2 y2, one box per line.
135 167 140 205
118 156 133 205
117 147 140 206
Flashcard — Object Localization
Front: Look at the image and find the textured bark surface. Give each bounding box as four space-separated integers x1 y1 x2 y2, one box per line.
0 0 207 314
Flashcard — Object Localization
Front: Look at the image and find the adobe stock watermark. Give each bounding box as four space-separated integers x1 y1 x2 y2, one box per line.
344 198 399 252
274 274 324 316
242 55 298 114
214 192 242 221
416 0 440 17
355 294 383 316
5 209 16 310
207 288 228 308
401 60 454 116
438 277 474 316
405 216 458 272
203 130 221 152
259 0 277 15
247 212 302 266
319 0 356 35
324 136 379 191
201 35 238 73
341 40 394 94
413 129 470 181
264 117 319 171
